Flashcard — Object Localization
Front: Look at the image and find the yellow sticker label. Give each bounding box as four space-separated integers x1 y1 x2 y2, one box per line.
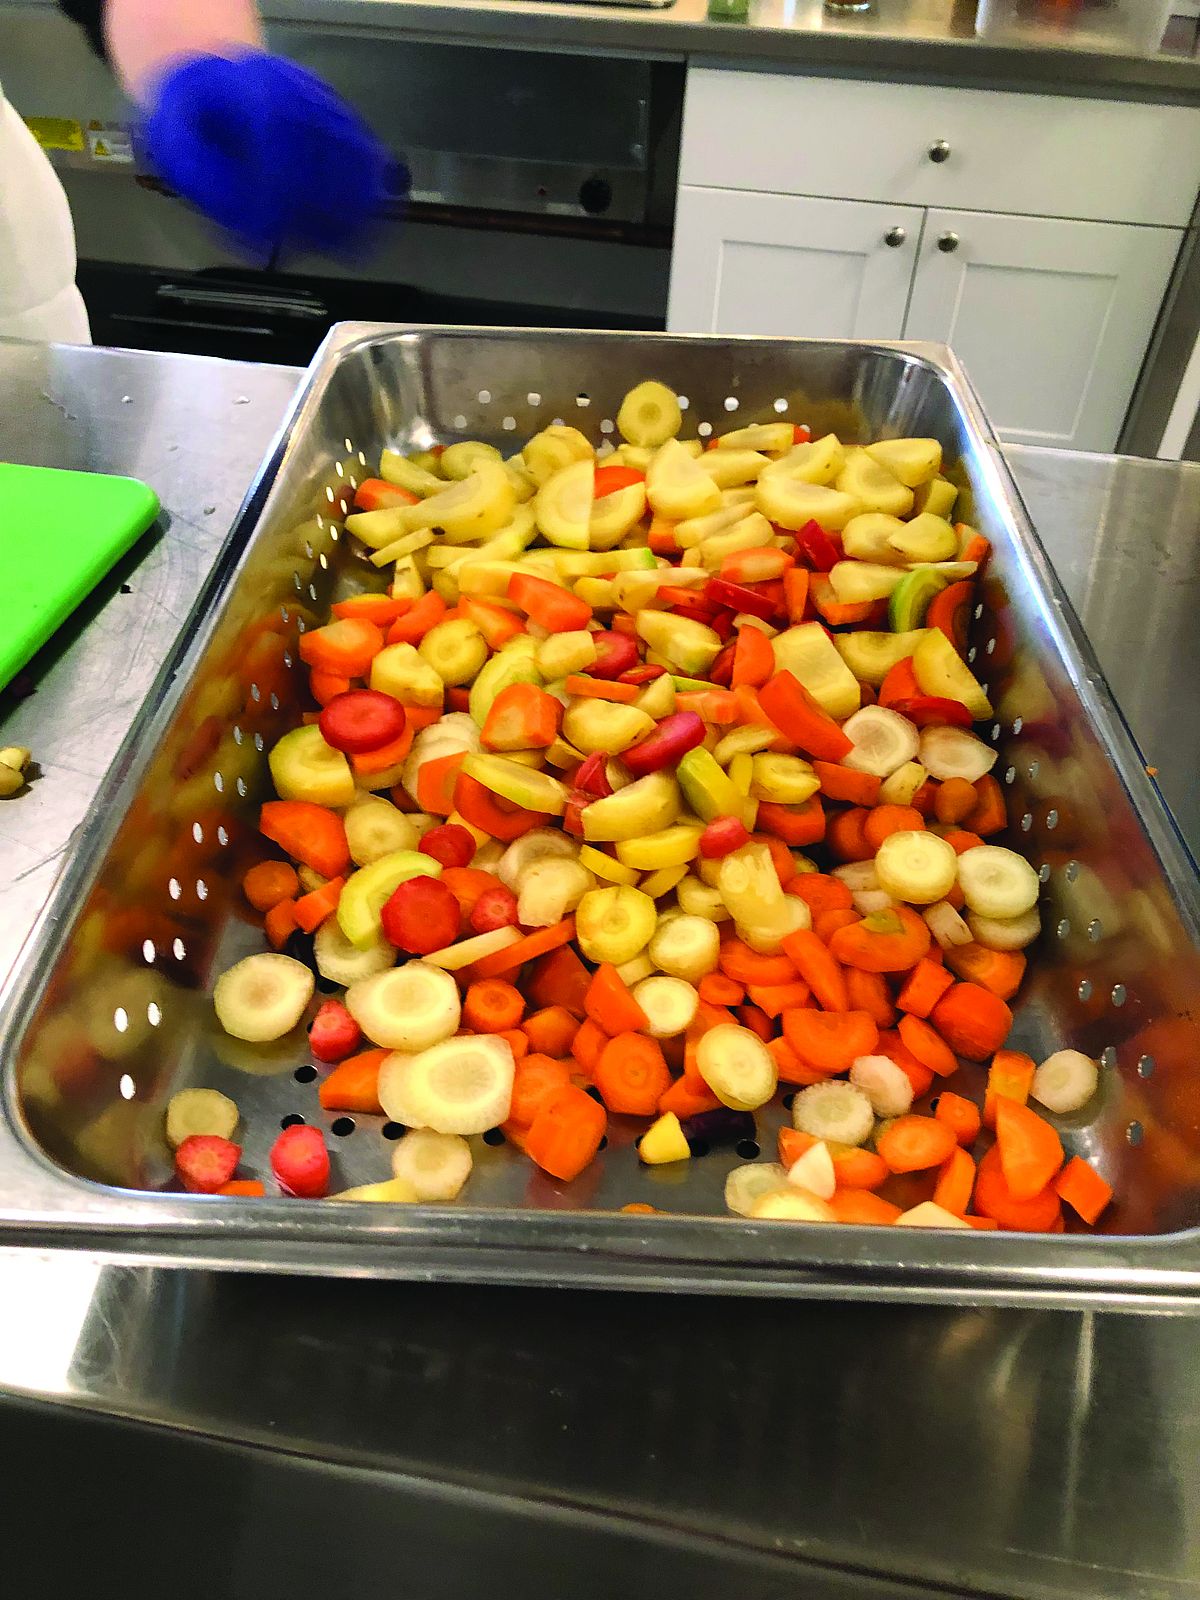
23 117 85 153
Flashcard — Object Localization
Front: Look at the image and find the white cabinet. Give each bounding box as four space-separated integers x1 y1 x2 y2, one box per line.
667 68 1200 451
669 188 922 340
905 210 1183 451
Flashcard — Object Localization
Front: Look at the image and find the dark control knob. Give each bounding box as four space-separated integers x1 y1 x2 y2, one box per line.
579 177 613 215
928 139 951 163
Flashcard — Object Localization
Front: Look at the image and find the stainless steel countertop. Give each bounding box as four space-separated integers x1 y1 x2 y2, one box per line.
4 340 1200 1597
264 0 1200 98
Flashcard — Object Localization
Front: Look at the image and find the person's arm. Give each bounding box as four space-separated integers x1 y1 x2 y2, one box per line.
103 0 262 106
54 0 392 256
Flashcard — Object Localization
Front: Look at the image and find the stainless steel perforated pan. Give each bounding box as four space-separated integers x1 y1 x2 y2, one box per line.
3 324 1199 1305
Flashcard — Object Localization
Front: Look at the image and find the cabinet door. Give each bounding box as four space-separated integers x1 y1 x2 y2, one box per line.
668 186 921 340
904 209 1183 452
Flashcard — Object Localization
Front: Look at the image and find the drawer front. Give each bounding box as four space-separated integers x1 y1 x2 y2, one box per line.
680 69 1200 227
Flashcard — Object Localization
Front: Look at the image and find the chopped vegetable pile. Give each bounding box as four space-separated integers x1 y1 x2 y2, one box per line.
177 379 1113 1231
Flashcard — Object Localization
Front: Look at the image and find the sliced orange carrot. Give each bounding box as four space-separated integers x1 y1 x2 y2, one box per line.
1054 1156 1113 1225
926 579 972 655
318 1048 388 1114
351 724 415 778
897 1013 958 1079
783 567 810 623
863 805 925 851
777 1126 817 1167
243 859 300 913
387 590 447 645
564 674 640 705
830 1145 889 1190
973 1144 1061 1232
941 828 985 857
293 875 344 934
526 943 592 1018
933 1146 976 1215
525 1085 607 1182
522 1005 579 1058
415 750 468 816
658 1075 723 1117
454 771 549 843
757 796 826 850
788 873 853 920
983 1048 1037 1128
298 617 383 677
260 800 350 879
746 980 811 1020
782 928 849 1013
718 939 797 988
463 978 525 1033
933 1089 982 1146
810 576 875 627
310 668 352 707
876 1115 958 1174
218 1179 266 1197
570 1016 608 1076
829 1189 901 1225
782 1008 878 1074
352 478 420 513
934 777 978 827
768 1033 832 1086
585 963 649 1035
965 773 1006 836
594 1032 671 1116
440 866 499 921
878 656 919 709
736 1002 774 1042
815 907 861 945
830 906 931 974
482 683 562 749
930 982 1013 1060
509 1053 573 1127
811 761 882 807
460 596 527 650
730 624 775 689
878 1027 935 1096
698 972 745 1007
471 917 577 980
264 897 299 951
944 942 1026 1002
897 957 955 1019
995 1097 1064 1201
826 808 874 863
499 1027 530 1063
845 967 896 1029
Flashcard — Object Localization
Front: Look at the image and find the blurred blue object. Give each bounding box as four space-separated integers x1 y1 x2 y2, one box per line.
143 53 401 256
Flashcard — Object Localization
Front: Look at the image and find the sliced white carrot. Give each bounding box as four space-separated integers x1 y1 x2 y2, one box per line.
791 1081 875 1146
918 726 998 783
850 1055 914 1118
697 1023 778 1111
1031 1049 1099 1115
875 829 957 905
957 845 1040 919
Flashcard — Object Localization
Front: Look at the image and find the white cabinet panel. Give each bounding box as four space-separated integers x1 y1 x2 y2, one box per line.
904 210 1182 450
680 69 1200 228
669 186 921 339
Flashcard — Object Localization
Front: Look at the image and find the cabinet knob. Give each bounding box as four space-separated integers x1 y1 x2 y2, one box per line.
883 226 907 248
937 231 960 253
928 139 951 163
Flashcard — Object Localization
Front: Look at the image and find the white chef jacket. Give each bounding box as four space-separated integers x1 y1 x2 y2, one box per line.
0 82 91 343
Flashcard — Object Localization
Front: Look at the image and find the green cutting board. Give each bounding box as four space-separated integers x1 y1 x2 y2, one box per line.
0 462 160 691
